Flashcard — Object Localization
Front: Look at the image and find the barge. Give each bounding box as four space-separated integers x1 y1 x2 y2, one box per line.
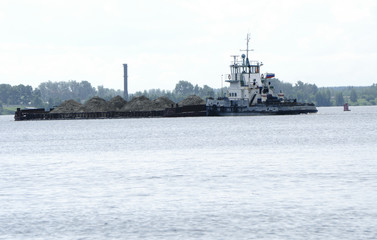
14 104 207 121
14 34 317 121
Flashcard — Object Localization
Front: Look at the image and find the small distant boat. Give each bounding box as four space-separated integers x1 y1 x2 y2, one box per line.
344 103 351 111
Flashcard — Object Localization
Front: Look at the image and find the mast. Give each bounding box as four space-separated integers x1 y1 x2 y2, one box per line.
240 33 253 66
246 33 250 60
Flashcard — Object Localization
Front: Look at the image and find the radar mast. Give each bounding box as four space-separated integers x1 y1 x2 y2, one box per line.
240 33 253 65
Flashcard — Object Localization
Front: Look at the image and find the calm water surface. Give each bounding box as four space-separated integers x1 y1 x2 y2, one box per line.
1 106 377 239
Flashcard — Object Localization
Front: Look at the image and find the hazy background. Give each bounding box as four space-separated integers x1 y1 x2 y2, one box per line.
1 0 376 93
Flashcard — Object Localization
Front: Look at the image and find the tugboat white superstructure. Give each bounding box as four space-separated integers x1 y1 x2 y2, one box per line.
206 34 317 116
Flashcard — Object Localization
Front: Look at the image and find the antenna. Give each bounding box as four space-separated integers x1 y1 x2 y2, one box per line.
221 74 223 97
240 33 253 62
230 55 239 65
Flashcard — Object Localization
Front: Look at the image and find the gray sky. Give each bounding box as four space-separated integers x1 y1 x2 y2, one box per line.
1 0 376 93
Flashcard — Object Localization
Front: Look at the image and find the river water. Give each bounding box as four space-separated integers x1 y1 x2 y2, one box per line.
1 106 377 239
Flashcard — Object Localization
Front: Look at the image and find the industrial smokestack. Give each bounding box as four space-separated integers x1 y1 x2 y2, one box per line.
123 64 128 100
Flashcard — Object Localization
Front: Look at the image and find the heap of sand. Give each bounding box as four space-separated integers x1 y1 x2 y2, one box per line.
50 100 83 113
108 95 127 111
121 96 155 111
50 95 206 113
152 96 175 110
79 96 109 112
178 95 205 106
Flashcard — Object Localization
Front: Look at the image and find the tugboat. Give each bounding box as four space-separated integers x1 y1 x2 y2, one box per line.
206 34 318 116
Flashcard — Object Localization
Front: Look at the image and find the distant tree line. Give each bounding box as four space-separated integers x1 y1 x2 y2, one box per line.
0 80 123 110
0 83 37 107
1 79 377 114
268 79 377 106
131 80 221 102
37 80 123 107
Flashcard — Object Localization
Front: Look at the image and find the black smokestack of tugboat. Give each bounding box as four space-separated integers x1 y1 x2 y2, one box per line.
123 64 128 101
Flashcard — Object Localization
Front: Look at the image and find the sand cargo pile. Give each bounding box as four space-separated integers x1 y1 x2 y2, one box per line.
15 95 207 120
178 95 206 106
80 96 109 112
122 96 155 111
108 95 128 111
50 100 83 113
51 95 197 113
152 96 175 110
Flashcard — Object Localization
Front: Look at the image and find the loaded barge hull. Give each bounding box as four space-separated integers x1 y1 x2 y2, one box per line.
14 104 207 121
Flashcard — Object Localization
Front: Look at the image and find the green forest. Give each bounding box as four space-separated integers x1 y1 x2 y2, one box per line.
1 79 377 115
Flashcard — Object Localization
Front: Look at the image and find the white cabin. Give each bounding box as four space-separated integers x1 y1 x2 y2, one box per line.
225 34 278 105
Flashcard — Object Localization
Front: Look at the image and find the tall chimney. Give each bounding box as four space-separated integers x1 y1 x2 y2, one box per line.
123 64 128 100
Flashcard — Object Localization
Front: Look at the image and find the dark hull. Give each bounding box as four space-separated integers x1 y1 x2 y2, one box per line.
206 103 318 116
14 105 207 121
